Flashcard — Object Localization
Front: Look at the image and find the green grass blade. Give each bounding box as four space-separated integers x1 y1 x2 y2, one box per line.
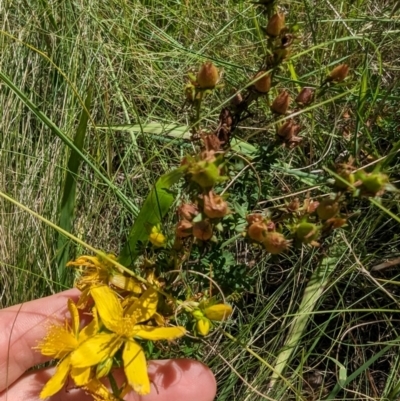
269 255 339 390
0 70 139 216
98 122 258 158
56 86 93 284
119 167 186 267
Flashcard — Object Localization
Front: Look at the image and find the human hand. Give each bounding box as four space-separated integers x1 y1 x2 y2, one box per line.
0 289 217 401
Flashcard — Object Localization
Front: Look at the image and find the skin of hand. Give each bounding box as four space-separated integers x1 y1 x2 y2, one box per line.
0 289 217 401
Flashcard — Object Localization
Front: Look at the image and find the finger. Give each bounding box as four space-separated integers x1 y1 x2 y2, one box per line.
0 289 80 391
0 359 217 401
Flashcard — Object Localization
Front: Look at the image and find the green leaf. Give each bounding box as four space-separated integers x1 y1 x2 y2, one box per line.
119 167 186 267
56 86 92 285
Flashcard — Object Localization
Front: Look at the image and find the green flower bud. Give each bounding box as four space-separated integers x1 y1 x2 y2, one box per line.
357 171 389 196
96 357 113 379
295 222 320 244
189 160 222 188
317 199 339 220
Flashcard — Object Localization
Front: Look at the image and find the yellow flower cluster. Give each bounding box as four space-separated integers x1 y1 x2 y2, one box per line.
36 255 186 400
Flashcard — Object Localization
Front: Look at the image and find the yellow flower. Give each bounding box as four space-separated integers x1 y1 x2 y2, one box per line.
67 254 142 306
149 226 167 247
70 286 186 395
36 299 98 398
67 254 116 289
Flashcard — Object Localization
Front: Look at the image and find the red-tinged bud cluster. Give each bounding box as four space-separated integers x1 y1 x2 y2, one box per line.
203 191 230 219
263 232 290 254
246 214 288 254
178 203 199 221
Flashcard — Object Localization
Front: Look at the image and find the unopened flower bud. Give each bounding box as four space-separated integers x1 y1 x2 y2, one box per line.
196 318 211 336
287 198 300 212
253 71 272 93
203 191 229 219
248 221 268 242
192 309 204 320
328 64 349 83
189 160 223 188
193 219 213 241
317 199 339 220
334 167 355 190
246 213 264 224
295 222 320 244
325 217 347 230
303 199 319 214
230 90 243 106
204 304 233 321
178 203 198 221
176 219 193 238
263 232 289 254
357 171 389 196
266 13 285 37
202 133 222 152
271 90 291 115
96 357 113 379
185 84 195 102
197 61 219 89
295 87 315 106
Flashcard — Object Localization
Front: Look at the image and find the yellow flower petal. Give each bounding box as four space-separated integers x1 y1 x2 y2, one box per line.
67 299 80 337
134 325 186 341
123 340 150 395
71 365 92 386
149 226 167 247
91 286 123 331
71 333 122 368
110 274 142 294
77 287 91 309
79 307 99 342
125 287 158 322
204 304 232 321
149 231 166 247
40 355 71 399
